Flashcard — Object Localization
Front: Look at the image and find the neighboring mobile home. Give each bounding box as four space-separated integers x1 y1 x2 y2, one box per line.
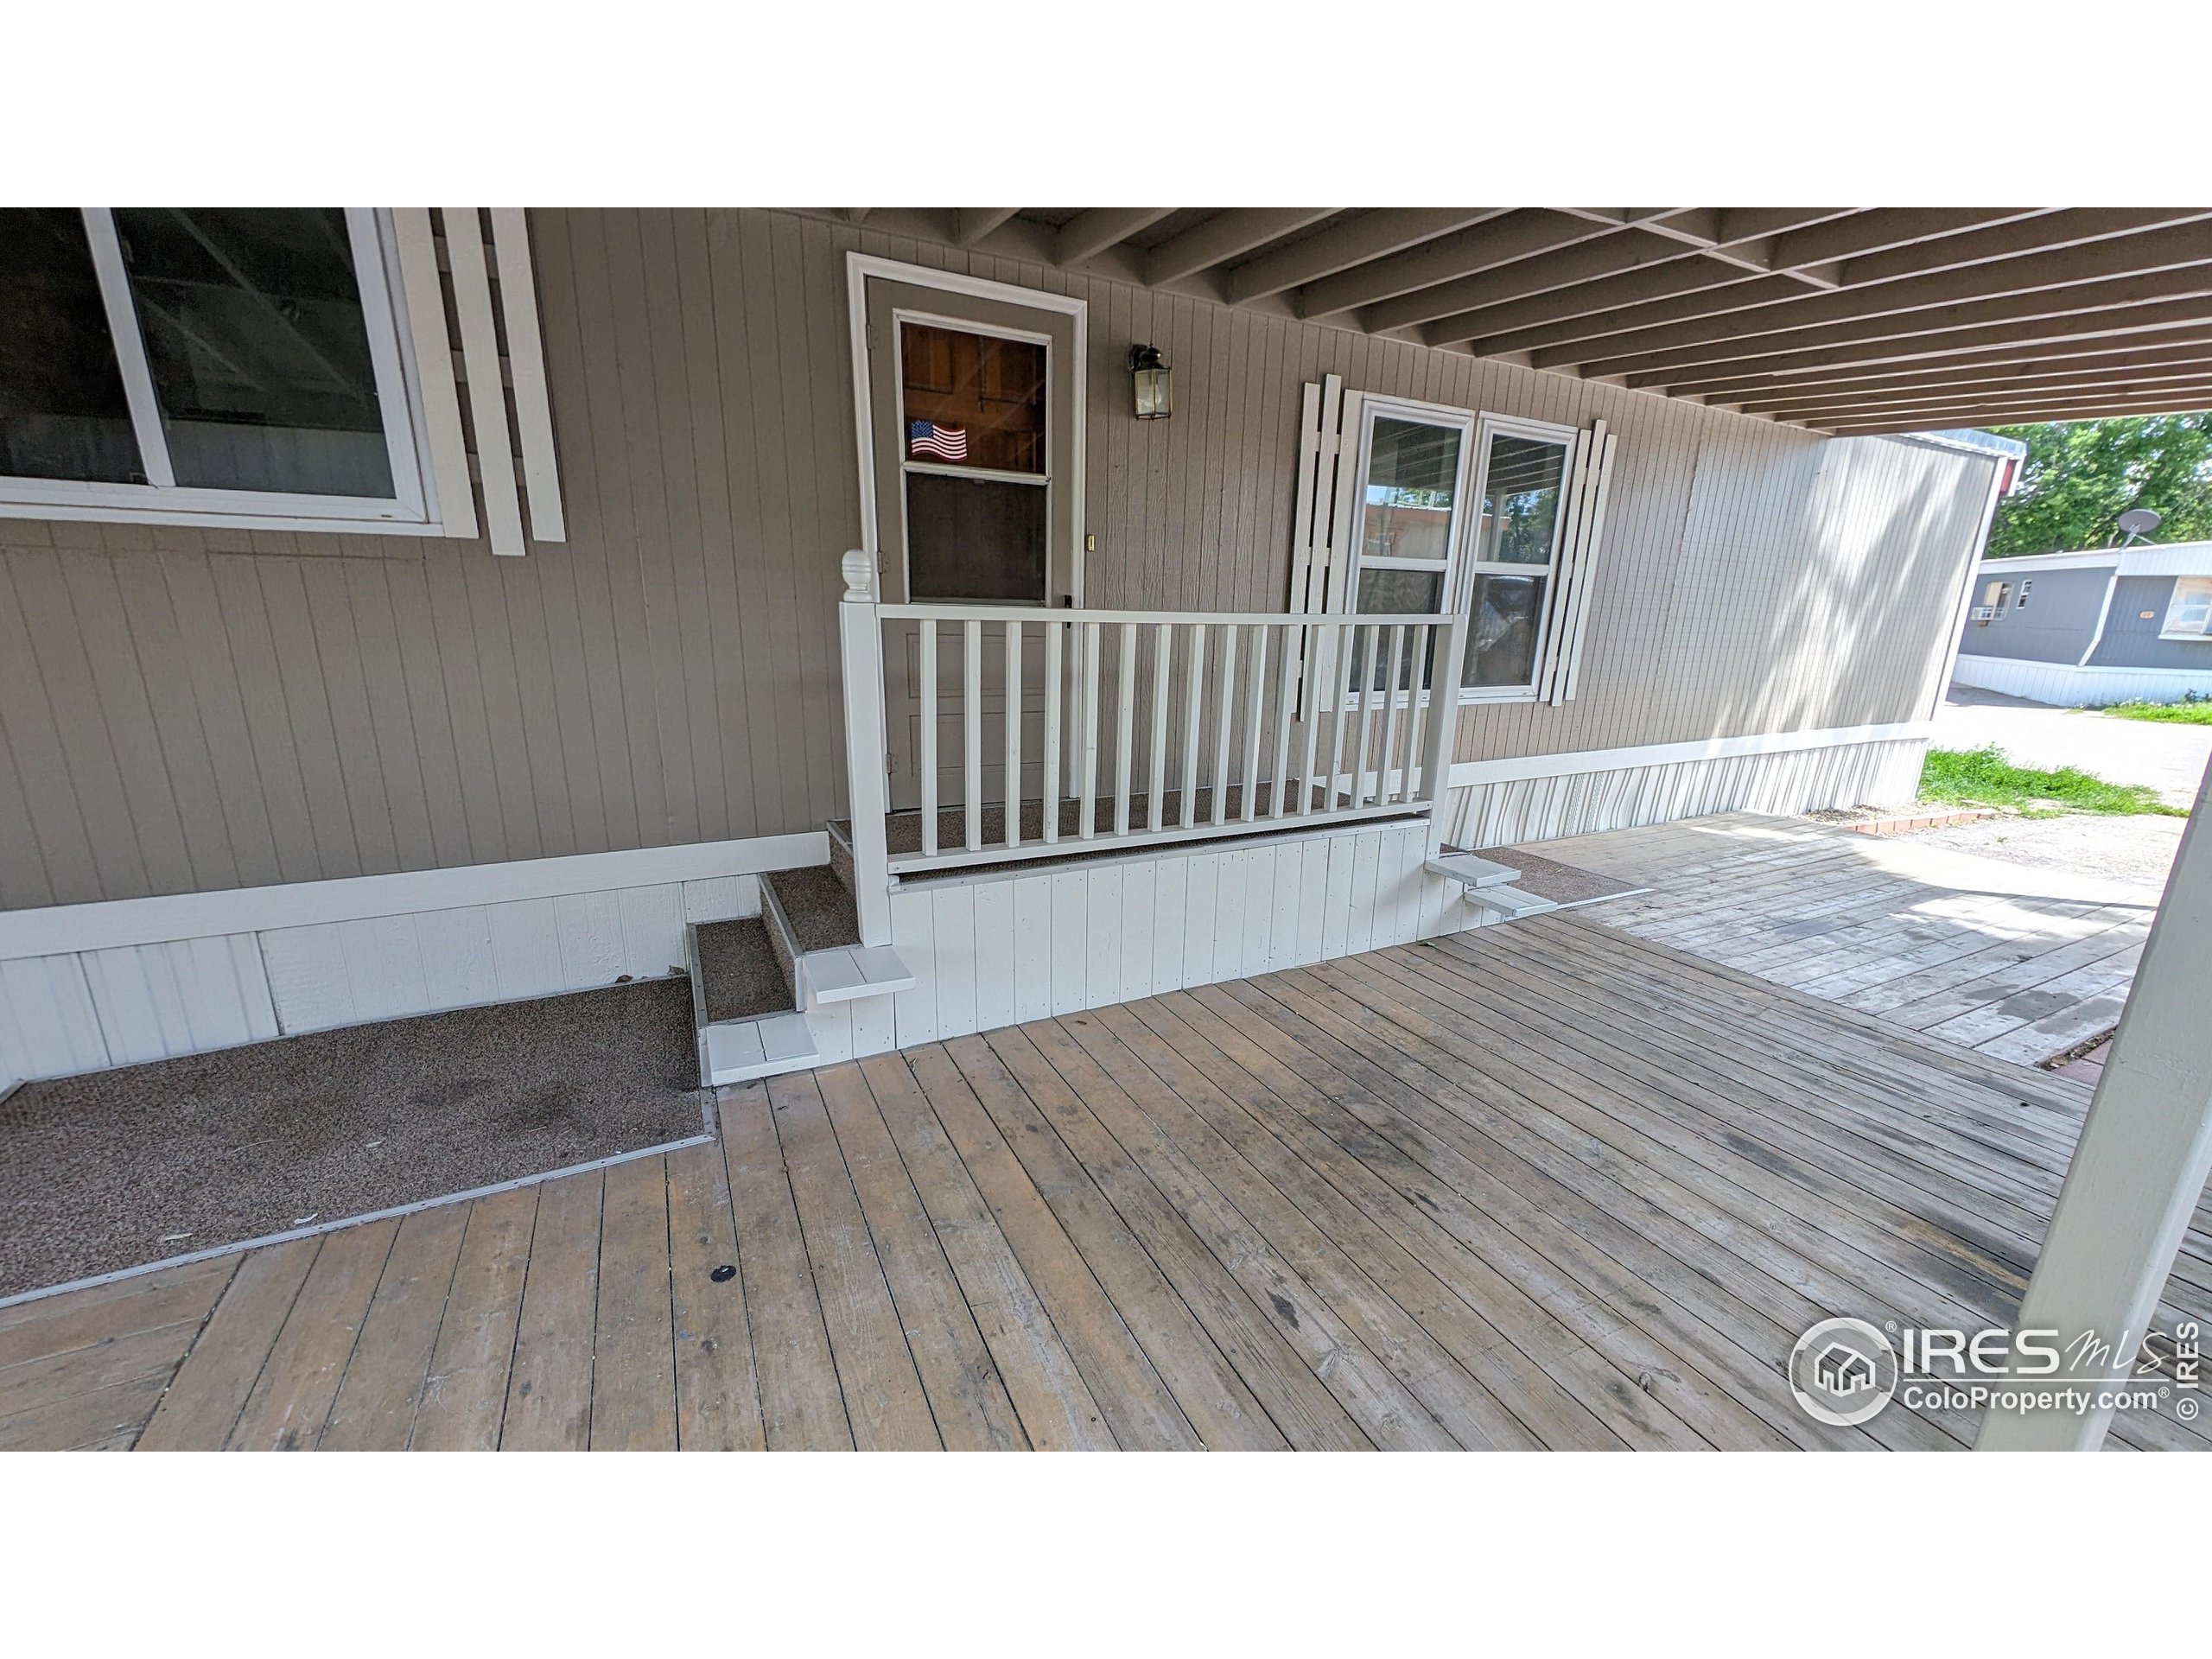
1953 541 2212 705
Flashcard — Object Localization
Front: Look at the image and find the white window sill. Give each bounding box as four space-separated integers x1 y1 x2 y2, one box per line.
0 499 443 537
1459 688 1541 704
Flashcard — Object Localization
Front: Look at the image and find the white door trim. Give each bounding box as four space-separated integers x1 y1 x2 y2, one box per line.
845 250 1090 605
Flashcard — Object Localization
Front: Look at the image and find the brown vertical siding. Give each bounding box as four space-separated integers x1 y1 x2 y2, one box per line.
0 208 1993 912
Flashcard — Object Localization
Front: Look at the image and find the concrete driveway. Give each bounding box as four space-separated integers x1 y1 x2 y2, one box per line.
1935 685 2212 809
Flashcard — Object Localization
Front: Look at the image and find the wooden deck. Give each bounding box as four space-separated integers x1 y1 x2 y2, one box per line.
1515 814 2160 1066
5 912 2208 1451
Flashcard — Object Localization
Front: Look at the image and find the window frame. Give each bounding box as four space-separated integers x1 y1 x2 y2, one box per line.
891 304 1057 607
1458 410 1580 703
1340 393 1477 708
0 207 442 536
2161 576 2212 640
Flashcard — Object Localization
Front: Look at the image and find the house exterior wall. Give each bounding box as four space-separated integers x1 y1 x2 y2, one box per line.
0 207 2000 921
1955 566 2111 664
2088 575 2212 670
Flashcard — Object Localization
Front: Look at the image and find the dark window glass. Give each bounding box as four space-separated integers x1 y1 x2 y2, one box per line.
900 322 1045 475
0 208 145 483
906 472 1047 602
111 208 394 497
1351 568 1443 690
1475 434 1567 565
1465 572 1547 688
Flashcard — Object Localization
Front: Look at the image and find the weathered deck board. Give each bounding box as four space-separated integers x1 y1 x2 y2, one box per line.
4 898 2206 1452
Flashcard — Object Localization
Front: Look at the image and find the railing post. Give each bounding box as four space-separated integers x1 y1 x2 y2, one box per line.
838 550 893 946
1419 609 1470 857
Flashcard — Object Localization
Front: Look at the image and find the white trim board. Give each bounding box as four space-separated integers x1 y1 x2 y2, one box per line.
0 831 825 960
1446 721 1933 790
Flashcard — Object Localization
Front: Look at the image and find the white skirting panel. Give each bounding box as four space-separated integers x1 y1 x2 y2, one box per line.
1440 737 1929 848
825 818 1484 1069
0 869 765 1086
1950 652 2212 708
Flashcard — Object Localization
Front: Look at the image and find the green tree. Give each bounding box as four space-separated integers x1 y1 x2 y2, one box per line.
1984 411 2212 558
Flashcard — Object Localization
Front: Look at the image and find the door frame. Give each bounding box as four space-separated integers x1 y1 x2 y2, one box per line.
845 251 1089 607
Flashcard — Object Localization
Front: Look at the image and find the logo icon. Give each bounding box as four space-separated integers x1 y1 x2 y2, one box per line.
1789 1318 1899 1426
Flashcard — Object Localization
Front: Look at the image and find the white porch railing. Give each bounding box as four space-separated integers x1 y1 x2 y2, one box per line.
838 551 1468 925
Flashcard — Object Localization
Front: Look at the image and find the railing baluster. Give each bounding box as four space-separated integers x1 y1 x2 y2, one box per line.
1211 623 1239 827
1241 622 1267 823
918 619 938 859
1271 621 1298 819
1325 620 1352 812
1079 620 1102 840
1041 620 1062 844
1378 624 1406 806
1297 620 1331 814
1148 621 1171 833
1114 621 1136 837
1179 623 1205 829
1351 623 1380 809
964 618 983 852
1401 624 1428 806
1004 620 1022 849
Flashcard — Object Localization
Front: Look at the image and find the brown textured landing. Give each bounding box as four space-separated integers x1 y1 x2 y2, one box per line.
0 980 707 1300
764 865 860 952
694 918 791 1022
1477 846 1641 906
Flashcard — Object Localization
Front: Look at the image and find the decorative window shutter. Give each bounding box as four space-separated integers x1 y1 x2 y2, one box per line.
1287 373 1364 716
1534 416 1617 705
390 208 567 555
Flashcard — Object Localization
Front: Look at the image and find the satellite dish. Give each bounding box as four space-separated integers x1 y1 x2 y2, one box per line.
2117 507 2163 547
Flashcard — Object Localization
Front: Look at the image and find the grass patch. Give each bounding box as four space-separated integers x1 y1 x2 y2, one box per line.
2100 698 2212 726
1918 746 2185 817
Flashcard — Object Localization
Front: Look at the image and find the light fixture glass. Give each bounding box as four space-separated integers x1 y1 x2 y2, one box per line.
1129 344 1172 420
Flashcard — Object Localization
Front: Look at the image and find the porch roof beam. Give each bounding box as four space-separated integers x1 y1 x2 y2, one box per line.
1224 208 1503 305
1735 357 2212 417
1054 208 1175 267
1789 380 2212 431
1538 213 2212 372
1144 208 1338 286
955 208 1021 246
1618 267 2212 389
1662 330 2212 403
1437 210 2047 352
1816 387 2212 435
1295 209 1625 320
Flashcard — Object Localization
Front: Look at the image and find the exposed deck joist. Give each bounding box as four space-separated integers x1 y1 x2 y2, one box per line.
813 207 2212 430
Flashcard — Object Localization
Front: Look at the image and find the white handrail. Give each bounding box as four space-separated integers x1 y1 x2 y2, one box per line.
852 569 1466 877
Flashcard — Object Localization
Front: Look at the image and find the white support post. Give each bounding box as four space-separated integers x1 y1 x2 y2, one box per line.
1420 610 1471 857
838 551 893 947
1977 762 2212 1451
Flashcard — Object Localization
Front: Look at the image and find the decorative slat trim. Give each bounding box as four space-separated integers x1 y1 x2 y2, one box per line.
1289 374 1365 717
489 207 568 543
390 209 478 539
443 208 527 556
1560 428 1618 702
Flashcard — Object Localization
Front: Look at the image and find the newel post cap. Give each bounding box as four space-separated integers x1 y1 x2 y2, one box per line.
841 550 875 601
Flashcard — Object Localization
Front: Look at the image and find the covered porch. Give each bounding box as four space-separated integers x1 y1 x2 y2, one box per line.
8 904 2204 1451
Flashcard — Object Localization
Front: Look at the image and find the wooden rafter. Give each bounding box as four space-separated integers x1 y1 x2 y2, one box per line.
825 206 2212 431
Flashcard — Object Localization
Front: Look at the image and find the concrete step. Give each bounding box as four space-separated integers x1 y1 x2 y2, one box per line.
1426 851 1522 888
802 944 917 1004
700 1011 821 1086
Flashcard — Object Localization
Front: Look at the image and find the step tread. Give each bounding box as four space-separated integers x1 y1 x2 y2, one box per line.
692 918 794 1024
1427 851 1522 888
1464 883 1558 918
702 1011 820 1084
804 944 917 1002
763 865 861 953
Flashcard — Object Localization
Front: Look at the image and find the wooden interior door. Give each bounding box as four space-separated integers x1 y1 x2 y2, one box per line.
861 274 1079 812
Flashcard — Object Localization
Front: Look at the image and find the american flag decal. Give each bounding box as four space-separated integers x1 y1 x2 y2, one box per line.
910 420 969 461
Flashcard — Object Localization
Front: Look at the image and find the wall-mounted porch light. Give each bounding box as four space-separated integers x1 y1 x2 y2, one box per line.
1129 344 1172 420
